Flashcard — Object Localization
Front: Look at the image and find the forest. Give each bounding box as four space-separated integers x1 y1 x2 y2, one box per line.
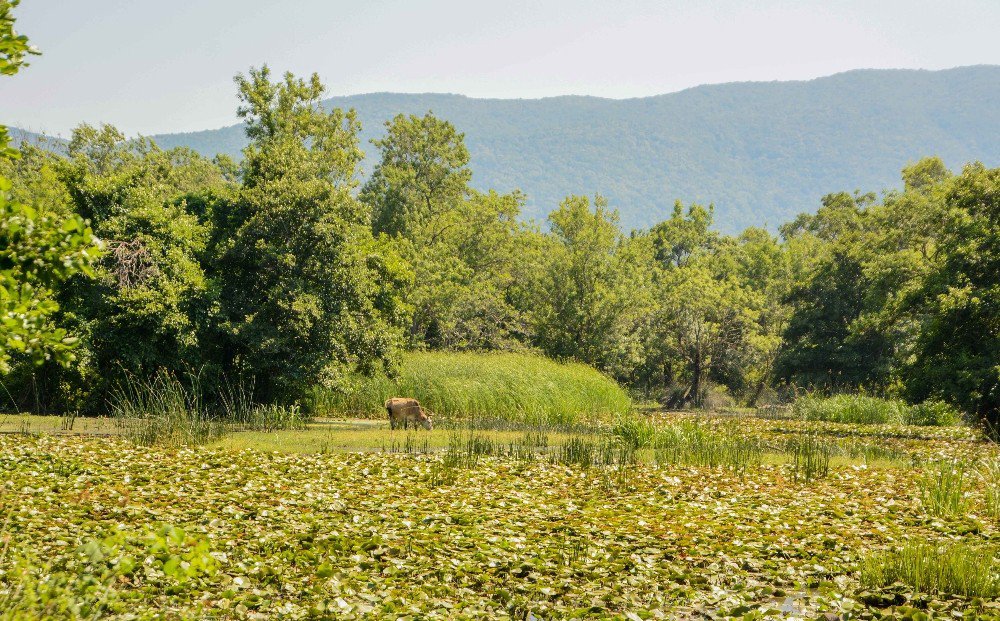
3 61 1000 434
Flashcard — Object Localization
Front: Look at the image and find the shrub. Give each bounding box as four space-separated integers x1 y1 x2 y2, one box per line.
312 351 632 426
860 543 1000 598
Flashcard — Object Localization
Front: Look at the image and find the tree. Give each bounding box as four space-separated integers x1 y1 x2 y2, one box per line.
215 67 409 401
904 163 1000 433
534 195 641 369
363 112 471 238
649 201 717 268
361 112 537 351
632 203 780 406
0 1 98 376
774 191 896 390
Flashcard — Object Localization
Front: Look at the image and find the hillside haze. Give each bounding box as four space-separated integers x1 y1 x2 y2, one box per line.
24 66 1000 232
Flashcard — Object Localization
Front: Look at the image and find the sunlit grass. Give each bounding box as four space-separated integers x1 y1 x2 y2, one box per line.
860 543 1000 598
919 461 969 517
310 351 632 426
212 420 584 454
980 459 1000 519
793 394 963 426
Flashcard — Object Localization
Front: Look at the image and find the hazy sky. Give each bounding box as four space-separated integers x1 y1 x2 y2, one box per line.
3 0 999 136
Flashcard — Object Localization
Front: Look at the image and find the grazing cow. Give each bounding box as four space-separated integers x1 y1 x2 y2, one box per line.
385 397 433 430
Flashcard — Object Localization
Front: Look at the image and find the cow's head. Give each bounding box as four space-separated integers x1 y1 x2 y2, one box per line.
417 408 433 430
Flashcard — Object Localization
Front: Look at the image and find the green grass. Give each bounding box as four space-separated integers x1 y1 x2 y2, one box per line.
789 433 834 482
919 461 969 517
212 420 581 455
109 372 227 447
860 543 1000 598
651 419 763 474
979 459 1000 519
793 394 963 426
312 351 632 426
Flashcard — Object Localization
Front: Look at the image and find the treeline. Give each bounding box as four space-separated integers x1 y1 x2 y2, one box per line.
1 67 998 431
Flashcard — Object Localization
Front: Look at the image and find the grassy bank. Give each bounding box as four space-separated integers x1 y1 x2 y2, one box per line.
313 351 632 426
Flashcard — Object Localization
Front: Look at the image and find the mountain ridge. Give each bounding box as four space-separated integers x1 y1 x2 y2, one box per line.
11 65 1000 232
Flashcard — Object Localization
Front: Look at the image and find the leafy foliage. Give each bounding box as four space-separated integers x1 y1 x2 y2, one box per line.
3 42 1000 439
0 2 98 376
212 68 411 402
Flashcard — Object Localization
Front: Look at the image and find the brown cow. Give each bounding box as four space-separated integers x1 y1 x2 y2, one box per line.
385 397 433 430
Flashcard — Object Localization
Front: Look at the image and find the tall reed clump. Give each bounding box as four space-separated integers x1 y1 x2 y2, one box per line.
919 461 969 517
652 419 762 474
980 459 1000 519
112 372 310 446
793 394 963 426
219 379 308 432
312 351 632 426
110 371 225 447
860 543 1000 598
788 433 833 482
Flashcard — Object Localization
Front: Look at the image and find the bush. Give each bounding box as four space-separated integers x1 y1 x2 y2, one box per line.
311 351 632 426
793 394 964 426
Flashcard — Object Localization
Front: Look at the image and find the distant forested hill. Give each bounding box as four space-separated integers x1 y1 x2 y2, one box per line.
17 66 1000 232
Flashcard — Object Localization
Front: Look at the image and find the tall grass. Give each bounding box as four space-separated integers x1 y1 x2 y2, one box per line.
110 371 225 447
919 461 969 517
111 371 306 446
789 434 833 482
652 420 763 474
860 543 1000 598
313 351 632 426
979 459 1000 519
793 394 963 426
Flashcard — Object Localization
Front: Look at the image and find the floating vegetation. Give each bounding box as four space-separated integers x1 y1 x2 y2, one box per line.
3 411 999 619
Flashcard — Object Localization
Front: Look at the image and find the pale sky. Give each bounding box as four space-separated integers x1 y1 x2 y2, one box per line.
3 0 999 136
